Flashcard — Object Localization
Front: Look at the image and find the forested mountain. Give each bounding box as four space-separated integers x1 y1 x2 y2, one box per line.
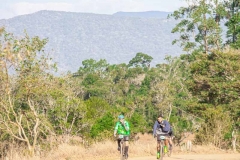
0 10 181 73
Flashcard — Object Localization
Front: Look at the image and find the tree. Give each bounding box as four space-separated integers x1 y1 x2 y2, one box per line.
48 76 86 142
128 52 153 68
0 28 56 155
171 0 226 53
225 0 240 48
77 59 109 77
186 50 240 146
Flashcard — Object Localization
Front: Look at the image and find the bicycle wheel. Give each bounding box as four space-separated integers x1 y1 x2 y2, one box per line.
159 140 164 160
167 147 172 157
120 140 125 160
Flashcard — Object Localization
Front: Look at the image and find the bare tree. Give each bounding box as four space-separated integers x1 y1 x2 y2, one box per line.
0 28 55 156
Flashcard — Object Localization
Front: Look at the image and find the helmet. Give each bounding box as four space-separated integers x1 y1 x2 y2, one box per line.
118 115 124 119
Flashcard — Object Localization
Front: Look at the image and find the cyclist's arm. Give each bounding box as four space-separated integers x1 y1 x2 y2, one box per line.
124 121 129 131
114 122 119 135
153 121 158 135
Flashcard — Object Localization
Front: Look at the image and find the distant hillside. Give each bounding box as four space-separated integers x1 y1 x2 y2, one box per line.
0 10 182 73
113 11 172 18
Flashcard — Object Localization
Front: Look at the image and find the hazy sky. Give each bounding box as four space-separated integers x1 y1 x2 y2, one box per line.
0 0 187 19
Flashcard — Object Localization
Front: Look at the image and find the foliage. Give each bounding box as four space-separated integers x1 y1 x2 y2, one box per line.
0 28 56 155
2 0 240 154
224 0 240 48
90 112 114 139
48 76 86 138
128 112 148 133
185 50 240 145
170 0 226 53
128 52 153 68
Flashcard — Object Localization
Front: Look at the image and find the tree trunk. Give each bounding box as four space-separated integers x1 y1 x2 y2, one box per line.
232 130 237 152
168 104 172 121
203 13 208 53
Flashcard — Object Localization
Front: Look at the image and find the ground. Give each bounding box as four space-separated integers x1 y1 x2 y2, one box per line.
116 154 240 160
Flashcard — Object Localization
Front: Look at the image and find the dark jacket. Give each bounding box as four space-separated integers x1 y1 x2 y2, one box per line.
153 120 171 135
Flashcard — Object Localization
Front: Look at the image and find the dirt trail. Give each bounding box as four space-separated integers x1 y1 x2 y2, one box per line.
115 154 240 160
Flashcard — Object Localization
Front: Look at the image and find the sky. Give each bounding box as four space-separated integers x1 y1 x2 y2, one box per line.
0 0 187 19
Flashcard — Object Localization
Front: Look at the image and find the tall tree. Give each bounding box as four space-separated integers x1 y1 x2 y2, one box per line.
225 0 240 48
128 52 153 68
186 50 240 146
171 0 226 53
0 28 56 155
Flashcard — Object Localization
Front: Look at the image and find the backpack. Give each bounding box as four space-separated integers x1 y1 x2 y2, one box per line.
159 120 171 133
169 126 174 136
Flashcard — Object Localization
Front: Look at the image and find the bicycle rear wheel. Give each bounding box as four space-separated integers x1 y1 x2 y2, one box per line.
167 139 173 157
167 148 172 157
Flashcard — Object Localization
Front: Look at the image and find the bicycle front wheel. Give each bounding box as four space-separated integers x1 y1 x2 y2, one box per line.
159 140 164 160
120 141 125 160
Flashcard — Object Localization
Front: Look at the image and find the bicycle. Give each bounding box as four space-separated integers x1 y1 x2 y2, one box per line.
156 134 172 160
118 135 128 160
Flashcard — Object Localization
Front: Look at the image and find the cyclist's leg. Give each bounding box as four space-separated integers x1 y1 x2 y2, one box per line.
124 136 129 157
157 140 160 158
163 139 168 153
157 140 160 151
168 136 173 150
117 139 121 151
164 138 168 146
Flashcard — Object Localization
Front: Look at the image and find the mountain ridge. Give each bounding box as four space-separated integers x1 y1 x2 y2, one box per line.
0 10 182 73
113 11 172 18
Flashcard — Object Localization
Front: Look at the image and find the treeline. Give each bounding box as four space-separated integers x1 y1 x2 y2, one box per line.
0 0 240 156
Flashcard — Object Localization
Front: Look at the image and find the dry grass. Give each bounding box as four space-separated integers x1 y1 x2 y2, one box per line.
3 133 238 160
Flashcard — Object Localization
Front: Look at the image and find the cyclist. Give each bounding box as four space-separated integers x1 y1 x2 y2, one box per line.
114 114 130 158
153 114 173 157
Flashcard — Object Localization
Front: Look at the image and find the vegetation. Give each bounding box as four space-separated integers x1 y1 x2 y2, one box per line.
0 0 240 157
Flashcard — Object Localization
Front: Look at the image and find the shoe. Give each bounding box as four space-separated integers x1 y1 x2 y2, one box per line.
118 146 120 151
169 145 172 150
157 152 160 159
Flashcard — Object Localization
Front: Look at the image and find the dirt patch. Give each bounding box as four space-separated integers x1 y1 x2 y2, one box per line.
120 154 240 160
40 133 239 160
7 134 236 160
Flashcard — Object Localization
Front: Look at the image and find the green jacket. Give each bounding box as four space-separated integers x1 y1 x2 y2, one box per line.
114 120 130 135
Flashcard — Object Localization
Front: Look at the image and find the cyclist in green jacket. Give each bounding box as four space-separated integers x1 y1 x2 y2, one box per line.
114 114 130 158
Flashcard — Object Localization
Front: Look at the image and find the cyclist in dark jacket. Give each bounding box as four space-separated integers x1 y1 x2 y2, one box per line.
153 114 173 158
